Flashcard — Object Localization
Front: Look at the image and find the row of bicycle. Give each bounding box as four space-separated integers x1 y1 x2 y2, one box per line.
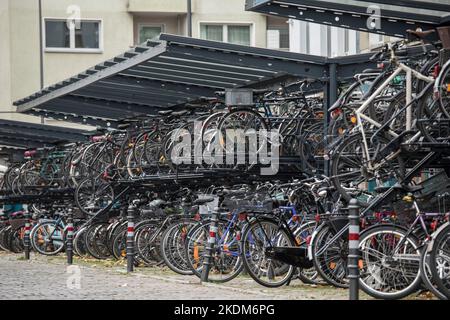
4 37 450 217
2 78 324 197
1 174 450 300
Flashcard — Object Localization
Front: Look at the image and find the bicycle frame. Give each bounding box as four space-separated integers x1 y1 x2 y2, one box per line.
355 62 434 171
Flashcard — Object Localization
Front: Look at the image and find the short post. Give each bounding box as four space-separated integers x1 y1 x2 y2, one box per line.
66 208 74 265
348 198 360 300
24 211 31 260
201 207 219 283
127 203 136 273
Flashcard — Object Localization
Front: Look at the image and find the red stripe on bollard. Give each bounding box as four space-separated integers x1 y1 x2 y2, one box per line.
209 231 216 238
127 227 134 233
349 234 359 241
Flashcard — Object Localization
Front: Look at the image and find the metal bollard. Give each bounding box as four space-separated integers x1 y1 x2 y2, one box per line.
126 203 136 273
201 207 219 283
24 211 31 260
348 198 360 300
66 209 74 265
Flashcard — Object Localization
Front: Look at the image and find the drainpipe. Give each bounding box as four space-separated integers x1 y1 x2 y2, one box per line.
187 0 192 37
38 0 45 124
38 0 44 89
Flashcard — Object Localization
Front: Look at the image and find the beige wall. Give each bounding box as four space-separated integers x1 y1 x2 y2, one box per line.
1 0 268 128
6 0 134 103
0 0 12 119
40 0 134 87
191 0 267 48
8 0 41 110
128 0 187 13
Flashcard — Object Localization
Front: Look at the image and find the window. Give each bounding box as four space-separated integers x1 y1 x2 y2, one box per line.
44 19 102 52
200 24 251 46
138 25 163 44
267 27 289 50
200 25 223 42
228 25 250 46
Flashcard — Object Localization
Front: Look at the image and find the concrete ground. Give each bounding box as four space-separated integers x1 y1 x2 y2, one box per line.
0 251 434 300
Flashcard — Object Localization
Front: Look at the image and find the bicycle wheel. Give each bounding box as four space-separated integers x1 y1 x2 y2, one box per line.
111 227 127 260
417 84 450 143
30 221 65 255
0 226 9 251
359 225 422 299
331 132 405 207
161 219 197 275
311 222 349 288
240 218 295 288
75 178 114 216
185 218 243 283
419 246 448 300
0 226 12 251
293 220 321 285
84 222 110 259
9 226 25 253
429 223 450 299
436 60 450 118
216 108 269 168
135 221 164 266
73 226 89 257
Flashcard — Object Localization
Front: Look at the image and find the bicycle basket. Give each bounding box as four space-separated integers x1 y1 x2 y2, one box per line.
222 198 273 214
419 170 450 199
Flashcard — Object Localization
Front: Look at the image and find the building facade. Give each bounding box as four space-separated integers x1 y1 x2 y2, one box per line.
0 0 292 126
1 0 400 128
288 20 394 57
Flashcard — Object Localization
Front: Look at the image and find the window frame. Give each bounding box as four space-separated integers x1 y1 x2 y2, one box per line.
43 18 103 53
136 23 165 45
199 22 254 46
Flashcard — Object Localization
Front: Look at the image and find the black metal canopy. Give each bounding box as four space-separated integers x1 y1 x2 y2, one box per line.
246 0 450 38
14 33 382 127
0 119 91 149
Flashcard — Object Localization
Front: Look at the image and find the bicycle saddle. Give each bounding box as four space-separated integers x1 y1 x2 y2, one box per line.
193 197 215 206
117 123 131 130
24 150 37 157
91 136 106 143
407 29 435 39
158 110 173 116
172 110 190 117
149 199 166 208
10 211 25 219
362 68 382 74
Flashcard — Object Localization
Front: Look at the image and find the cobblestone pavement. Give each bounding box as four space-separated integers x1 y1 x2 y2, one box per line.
0 252 432 300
